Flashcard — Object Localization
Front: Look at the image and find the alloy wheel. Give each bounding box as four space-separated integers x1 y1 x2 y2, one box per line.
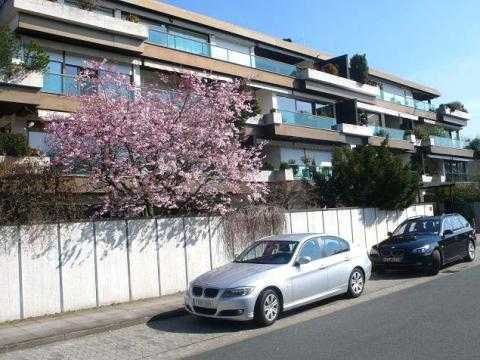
468 241 476 260
351 270 364 295
263 293 279 321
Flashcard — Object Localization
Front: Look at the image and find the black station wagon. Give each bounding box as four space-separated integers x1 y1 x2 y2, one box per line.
370 214 476 275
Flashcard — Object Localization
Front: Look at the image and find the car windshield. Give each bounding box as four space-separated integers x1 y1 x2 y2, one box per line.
392 218 440 237
235 240 299 264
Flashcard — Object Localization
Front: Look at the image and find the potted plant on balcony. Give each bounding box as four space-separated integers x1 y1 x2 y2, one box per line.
349 54 369 84
320 63 339 76
126 13 140 23
78 0 96 11
442 101 468 113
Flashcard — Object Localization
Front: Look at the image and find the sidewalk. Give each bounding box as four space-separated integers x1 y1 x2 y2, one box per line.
0 293 185 354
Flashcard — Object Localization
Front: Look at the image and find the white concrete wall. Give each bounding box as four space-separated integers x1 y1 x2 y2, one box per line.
0 204 433 322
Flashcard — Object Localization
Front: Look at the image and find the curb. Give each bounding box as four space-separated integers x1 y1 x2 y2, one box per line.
0 307 187 354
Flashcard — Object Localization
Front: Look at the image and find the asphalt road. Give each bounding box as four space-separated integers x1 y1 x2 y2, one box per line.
192 265 480 360
1 258 478 360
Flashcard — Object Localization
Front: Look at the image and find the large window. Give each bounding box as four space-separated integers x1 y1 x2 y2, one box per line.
41 51 132 96
445 161 467 182
148 24 210 57
277 96 335 119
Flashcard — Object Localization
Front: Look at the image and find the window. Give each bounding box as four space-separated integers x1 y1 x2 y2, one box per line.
445 161 467 182
456 215 470 228
323 236 349 256
448 216 463 231
442 217 454 233
314 101 335 119
235 240 298 264
298 239 323 261
393 218 440 235
277 96 296 112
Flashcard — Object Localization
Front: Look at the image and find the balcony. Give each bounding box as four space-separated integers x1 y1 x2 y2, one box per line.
369 126 405 141
279 110 336 130
297 68 379 100
377 90 438 112
429 136 470 150
10 0 148 39
423 136 474 158
148 29 298 77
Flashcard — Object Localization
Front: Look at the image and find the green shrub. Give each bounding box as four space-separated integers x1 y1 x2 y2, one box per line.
0 133 28 156
349 54 369 84
443 101 468 113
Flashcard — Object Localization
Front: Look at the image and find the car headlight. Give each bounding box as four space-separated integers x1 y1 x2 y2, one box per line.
370 247 379 256
222 287 255 298
412 244 431 254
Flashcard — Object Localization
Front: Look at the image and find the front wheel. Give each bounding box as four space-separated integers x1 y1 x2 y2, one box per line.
465 240 476 262
348 268 365 298
255 289 280 326
428 250 441 276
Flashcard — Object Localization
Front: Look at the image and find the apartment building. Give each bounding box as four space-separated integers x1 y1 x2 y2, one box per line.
0 0 474 187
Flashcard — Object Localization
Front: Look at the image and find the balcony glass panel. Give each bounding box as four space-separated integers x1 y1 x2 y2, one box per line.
431 136 469 149
148 29 297 77
292 165 332 180
369 126 405 140
377 90 438 112
280 110 336 130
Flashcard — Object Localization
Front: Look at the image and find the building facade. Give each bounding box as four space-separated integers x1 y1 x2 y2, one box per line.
0 0 474 186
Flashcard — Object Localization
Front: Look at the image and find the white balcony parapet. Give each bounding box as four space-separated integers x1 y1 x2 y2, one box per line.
297 68 380 97
0 70 43 88
261 111 283 125
438 106 471 120
253 169 294 182
12 0 149 39
335 123 373 137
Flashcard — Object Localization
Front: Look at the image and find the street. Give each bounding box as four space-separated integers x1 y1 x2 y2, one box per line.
1 258 478 360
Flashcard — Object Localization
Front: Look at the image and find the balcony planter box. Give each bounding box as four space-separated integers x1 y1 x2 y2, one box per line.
336 123 373 137
297 68 380 97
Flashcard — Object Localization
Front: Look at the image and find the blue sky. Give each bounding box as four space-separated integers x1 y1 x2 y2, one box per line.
163 0 480 138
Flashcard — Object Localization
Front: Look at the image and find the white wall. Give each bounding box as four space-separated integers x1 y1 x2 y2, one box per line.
0 204 434 322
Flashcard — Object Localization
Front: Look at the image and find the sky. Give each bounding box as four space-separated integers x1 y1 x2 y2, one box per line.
163 0 480 138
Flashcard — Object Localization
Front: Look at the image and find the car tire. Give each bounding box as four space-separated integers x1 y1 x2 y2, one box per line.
254 289 280 326
465 240 476 262
428 250 441 276
347 268 365 298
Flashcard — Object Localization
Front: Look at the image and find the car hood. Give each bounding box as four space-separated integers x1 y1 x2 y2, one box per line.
378 234 438 250
192 262 280 288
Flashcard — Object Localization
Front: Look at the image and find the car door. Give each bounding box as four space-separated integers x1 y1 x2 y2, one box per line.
450 215 468 258
440 217 458 261
290 238 329 303
321 236 352 292
454 215 471 257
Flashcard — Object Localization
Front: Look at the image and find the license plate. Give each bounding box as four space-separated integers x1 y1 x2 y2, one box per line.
193 298 215 308
383 257 402 263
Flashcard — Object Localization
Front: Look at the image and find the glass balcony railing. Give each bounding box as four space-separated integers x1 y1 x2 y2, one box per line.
291 165 332 181
430 136 470 149
148 29 298 77
369 125 405 140
280 110 336 130
377 90 438 112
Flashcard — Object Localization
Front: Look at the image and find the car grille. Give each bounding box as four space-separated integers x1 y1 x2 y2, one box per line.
192 286 203 297
203 288 219 298
194 306 217 315
380 248 404 257
191 286 219 298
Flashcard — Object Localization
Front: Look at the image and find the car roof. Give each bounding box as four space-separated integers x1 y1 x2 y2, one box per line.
259 233 325 242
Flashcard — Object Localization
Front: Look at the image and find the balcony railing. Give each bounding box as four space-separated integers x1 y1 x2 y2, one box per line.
377 90 438 112
369 126 405 140
430 136 470 149
148 29 298 77
280 110 336 130
291 165 331 181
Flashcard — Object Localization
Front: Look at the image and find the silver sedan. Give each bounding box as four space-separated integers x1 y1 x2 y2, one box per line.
184 233 372 325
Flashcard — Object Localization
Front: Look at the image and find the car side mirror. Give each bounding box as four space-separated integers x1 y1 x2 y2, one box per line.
387 231 393 237
443 229 453 236
295 256 311 266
